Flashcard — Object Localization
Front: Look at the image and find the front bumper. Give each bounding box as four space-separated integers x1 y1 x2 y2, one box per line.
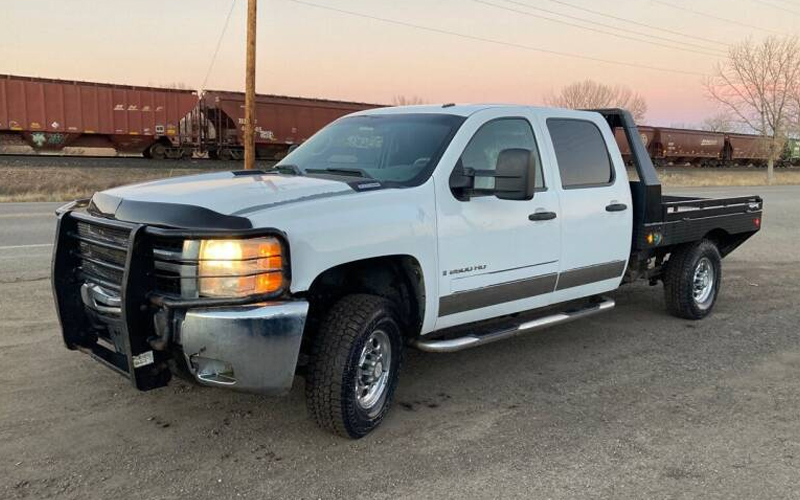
179 301 308 394
52 207 305 395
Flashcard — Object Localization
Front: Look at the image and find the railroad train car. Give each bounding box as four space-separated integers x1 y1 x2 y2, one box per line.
725 133 768 165
657 127 726 164
1 73 795 166
0 74 380 159
198 90 380 160
614 125 656 158
612 124 799 167
0 74 199 155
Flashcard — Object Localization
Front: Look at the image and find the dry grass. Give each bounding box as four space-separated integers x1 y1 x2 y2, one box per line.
0 166 226 202
655 168 800 187
1 163 798 203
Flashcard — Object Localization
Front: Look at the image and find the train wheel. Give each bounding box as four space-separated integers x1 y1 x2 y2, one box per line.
218 148 233 161
150 143 167 160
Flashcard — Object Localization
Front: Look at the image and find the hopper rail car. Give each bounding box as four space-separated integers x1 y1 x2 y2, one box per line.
0 74 379 160
1 74 798 166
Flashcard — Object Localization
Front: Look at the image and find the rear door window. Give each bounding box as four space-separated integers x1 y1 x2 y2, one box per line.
547 119 614 188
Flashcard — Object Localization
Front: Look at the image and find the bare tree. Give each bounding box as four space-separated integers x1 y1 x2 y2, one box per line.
544 79 648 122
392 95 427 106
706 36 800 183
700 111 739 133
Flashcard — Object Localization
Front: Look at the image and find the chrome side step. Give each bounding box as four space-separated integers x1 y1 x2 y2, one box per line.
413 297 615 353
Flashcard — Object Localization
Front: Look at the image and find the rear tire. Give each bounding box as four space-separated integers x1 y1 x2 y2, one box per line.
663 239 722 320
305 294 404 439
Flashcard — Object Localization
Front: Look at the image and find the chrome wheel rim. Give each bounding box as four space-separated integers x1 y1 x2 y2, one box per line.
355 329 392 411
692 257 715 307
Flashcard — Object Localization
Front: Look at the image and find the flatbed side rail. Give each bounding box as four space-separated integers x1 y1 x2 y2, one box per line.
662 196 763 222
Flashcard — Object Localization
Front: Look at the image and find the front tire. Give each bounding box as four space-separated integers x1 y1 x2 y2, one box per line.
663 239 722 319
305 294 404 438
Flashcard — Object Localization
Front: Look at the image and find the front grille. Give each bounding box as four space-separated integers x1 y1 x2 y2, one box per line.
68 215 192 299
72 220 131 292
152 238 195 298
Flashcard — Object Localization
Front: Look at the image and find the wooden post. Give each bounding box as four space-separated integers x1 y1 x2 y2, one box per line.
244 0 257 170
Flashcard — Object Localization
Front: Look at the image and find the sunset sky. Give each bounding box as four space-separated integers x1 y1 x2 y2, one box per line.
3 0 798 126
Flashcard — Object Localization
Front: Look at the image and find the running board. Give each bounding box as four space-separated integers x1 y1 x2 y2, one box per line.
414 297 615 353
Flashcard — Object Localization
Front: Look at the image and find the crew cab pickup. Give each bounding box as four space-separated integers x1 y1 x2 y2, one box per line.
52 106 762 438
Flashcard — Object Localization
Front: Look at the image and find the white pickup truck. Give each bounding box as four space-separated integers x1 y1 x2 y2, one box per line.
52 106 762 438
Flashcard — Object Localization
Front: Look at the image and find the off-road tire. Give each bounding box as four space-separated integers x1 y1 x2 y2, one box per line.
664 239 722 320
305 294 404 439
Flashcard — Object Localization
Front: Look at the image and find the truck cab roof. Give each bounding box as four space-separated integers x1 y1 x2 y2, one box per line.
356 103 604 120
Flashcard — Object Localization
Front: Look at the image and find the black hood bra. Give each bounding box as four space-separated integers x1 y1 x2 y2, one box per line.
88 191 253 230
86 173 388 230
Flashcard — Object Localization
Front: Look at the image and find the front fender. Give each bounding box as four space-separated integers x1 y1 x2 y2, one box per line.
247 182 439 334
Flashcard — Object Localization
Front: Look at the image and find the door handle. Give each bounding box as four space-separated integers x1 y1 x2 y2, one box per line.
605 203 628 212
528 211 557 221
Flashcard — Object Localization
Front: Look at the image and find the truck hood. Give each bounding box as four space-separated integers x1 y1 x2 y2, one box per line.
90 171 373 228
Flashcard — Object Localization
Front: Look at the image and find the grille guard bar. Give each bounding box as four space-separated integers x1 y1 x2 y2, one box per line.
52 208 292 391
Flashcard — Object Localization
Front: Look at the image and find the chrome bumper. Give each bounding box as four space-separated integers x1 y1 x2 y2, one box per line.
179 301 309 395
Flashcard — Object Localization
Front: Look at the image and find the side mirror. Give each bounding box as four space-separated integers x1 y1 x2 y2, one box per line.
448 148 536 201
493 148 536 200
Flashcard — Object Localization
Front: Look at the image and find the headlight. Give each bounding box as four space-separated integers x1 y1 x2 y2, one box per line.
197 237 284 297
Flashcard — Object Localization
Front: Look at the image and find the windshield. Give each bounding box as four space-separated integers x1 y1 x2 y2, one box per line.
276 114 465 186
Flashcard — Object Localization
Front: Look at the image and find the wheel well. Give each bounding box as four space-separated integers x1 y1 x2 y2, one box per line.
301 255 426 344
703 228 749 257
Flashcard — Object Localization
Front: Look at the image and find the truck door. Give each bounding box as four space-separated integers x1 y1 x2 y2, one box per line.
540 115 633 304
434 113 561 329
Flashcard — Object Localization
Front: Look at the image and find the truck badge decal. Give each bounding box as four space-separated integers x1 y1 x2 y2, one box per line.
447 265 487 276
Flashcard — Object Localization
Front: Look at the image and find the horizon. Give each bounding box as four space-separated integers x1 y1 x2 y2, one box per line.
3 0 798 127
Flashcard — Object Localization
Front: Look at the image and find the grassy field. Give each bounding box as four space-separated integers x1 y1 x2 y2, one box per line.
0 156 276 202
1 156 798 202
653 168 800 187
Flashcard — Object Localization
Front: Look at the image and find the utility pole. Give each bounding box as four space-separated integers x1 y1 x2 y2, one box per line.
244 0 257 170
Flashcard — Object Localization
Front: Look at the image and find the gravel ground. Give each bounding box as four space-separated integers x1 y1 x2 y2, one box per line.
0 187 798 500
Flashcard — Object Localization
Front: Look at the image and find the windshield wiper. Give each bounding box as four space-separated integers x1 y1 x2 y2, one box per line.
267 164 302 175
306 167 373 179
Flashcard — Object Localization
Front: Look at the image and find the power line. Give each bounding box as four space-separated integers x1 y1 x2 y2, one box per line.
539 0 730 48
749 0 800 16
472 0 726 57
285 0 709 76
201 0 238 91
652 0 785 35
491 0 727 54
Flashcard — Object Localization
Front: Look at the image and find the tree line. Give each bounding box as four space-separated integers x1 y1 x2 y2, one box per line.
546 37 800 184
